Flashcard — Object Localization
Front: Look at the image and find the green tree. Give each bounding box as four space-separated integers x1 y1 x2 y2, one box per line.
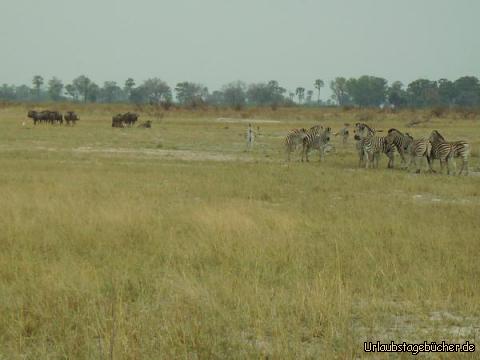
314 79 324 104
124 78 136 101
141 78 172 104
72 75 92 103
32 75 44 99
65 84 78 101
387 81 408 108
406 79 439 107
437 78 456 107
175 82 208 107
221 81 246 110
101 81 123 103
453 76 480 107
330 77 350 105
48 77 64 101
295 87 305 104
346 76 387 107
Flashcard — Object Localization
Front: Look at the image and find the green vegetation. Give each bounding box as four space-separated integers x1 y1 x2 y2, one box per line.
0 104 479 358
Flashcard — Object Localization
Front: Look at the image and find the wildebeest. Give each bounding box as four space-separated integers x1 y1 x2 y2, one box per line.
137 120 152 128
64 111 79 125
112 112 139 128
27 110 63 125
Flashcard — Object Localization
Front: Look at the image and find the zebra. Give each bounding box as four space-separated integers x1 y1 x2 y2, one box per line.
246 123 254 150
429 130 470 175
388 133 433 173
385 128 413 167
336 123 349 144
284 128 307 161
354 123 394 169
301 126 331 162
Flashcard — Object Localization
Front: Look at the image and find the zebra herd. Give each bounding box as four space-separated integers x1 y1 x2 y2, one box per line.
284 122 471 175
27 110 79 125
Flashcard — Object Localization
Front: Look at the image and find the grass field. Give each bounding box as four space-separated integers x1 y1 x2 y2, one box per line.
0 103 479 358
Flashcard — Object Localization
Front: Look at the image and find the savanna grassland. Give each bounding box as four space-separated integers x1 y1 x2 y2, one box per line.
0 103 479 359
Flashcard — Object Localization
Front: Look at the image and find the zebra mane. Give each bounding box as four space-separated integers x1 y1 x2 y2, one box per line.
388 128 403 135
432 130 445 141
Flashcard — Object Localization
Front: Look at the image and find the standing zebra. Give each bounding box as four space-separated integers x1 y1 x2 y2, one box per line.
429 130 470 175
386 133 432 173
246 123 255 150
302 126 331 162
337 123 349 144
385 129 413 167
284 128 307 161
354 123 394 169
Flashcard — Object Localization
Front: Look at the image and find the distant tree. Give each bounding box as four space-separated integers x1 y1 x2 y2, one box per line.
15 85 32 101
453 76 480 107
346 75 387 107
72 75 92 103
124 78 136 100
175 82 208 108
406 79 439 107
207 90 225 106
295 87 305 104
437 78 456 107
288 92 295 101
101 81 123 103
330 77 350 105
0 84 16 100
47 77 64 101
314 79 324 104
246 81 286 107
141 78 172 104
32 75 44 99
87 82 100 102
221 81 247 110
306 90 314 104
387 81 408 108
65 84 78 101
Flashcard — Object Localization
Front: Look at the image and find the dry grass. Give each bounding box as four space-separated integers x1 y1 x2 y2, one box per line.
0 104 479 358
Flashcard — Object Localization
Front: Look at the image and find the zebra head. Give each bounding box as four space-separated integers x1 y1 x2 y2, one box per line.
429 130 445 143
354 123 373 139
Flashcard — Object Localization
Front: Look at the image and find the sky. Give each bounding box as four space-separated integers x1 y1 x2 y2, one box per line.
0 0 479 98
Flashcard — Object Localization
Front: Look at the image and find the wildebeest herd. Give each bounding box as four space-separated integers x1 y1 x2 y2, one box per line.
27 110 78 125
284 122 471 175
112 112 139 127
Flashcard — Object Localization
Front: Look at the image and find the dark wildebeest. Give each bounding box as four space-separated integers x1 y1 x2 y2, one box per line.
123 112 139 127
112 112 139 128
64 111 79 125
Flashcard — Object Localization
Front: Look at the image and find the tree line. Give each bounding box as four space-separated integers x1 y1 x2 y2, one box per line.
0 74 479 109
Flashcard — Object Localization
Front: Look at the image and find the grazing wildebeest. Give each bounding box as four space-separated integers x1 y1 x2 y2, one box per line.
137 120 152 128
64 111 79 125
27 110 62 125
112 112 139 128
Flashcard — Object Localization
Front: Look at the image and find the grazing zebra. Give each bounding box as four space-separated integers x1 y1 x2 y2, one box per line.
354 123 394 169
246 123 254 150
302 126 331 162
429 130 470 175
385 129 413 167
284 128 307 161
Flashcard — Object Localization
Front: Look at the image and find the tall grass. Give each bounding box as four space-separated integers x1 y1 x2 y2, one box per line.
0 105 479 358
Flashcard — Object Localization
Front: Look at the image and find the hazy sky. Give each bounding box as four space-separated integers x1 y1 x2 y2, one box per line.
1 0 479 97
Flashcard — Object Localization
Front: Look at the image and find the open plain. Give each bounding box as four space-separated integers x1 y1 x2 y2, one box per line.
0 104 479 358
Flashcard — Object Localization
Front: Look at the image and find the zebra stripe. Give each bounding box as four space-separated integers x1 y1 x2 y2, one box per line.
284 128 307 161
301 127 331 162
429 130 470 175
404 135 433 173
385 128 413 166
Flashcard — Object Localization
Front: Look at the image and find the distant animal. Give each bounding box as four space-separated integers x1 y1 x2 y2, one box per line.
429 130 470 175
246 123 254 149
64 111 79 125
284 128 307 161
336 123 349 144
302 126 332 162
112 112 139 128
354 122 394 169
138 120 152 128
27 110 62 125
